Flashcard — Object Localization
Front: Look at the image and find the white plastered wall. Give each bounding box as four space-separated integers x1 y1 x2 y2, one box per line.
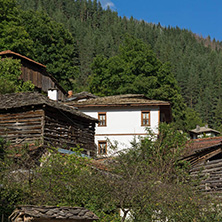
79 106 159 155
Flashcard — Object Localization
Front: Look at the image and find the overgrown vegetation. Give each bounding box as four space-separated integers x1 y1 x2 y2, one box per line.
1 124 221 221
0 57 34 94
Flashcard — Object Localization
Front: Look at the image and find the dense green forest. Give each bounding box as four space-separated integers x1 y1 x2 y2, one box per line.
1 0 222 131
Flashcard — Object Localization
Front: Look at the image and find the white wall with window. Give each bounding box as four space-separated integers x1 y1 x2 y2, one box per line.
80 106 160 155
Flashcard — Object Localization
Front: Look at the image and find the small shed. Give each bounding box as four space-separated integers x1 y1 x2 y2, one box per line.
0 92 98 157
183 137 222 194
183 137 222 166
9 206 99 222
189 125 220 139
0 50 67 101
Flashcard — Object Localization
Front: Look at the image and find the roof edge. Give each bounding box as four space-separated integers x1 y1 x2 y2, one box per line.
0 50 67 96
0 50 46 68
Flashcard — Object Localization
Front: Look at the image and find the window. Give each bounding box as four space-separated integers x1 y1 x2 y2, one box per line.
141 111 150 126
98 112 106 126
98 141 107 155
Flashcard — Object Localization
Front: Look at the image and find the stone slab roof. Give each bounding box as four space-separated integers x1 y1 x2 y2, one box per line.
0 92 97 122
67 91 98 102
184 137 222 156
9 205 99 221
189 125 220 135
67 94 170 107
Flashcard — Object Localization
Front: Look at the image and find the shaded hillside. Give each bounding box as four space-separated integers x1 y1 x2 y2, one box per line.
14 0 222 130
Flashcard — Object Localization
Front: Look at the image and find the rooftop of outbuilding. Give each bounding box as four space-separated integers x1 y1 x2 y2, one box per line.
9 205 99 221
0 50 46 68
0 92 97 122
0 50 67 96
184 136 222 157
189 125 220 135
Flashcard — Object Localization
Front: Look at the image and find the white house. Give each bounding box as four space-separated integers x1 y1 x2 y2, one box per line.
67 94 171 155
189 125 220 139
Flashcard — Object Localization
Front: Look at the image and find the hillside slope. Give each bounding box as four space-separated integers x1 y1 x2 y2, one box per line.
16 0 222 130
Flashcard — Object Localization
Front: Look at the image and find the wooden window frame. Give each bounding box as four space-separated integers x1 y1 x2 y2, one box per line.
98 112 107 127
98 140 107 155
141 111 150 126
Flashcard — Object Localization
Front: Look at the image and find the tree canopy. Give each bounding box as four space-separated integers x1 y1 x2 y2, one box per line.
90 35 186 128
16 0 222 131
0 0 221 129
0 58 34 94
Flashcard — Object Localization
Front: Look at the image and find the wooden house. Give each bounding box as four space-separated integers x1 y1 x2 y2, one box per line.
0 50 67 101
0 92 97 157
66 94 171 155
9 205 99 222
183 137 222 194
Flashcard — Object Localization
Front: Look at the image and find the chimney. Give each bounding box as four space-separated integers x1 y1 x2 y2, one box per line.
48 88 58 101
196 125 200 131
68 90 73 98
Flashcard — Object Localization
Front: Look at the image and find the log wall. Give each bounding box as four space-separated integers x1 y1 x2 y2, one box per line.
190 158 222 194
21 63 65 101
44 108 96 156
0 106 96 156
0 109 44 145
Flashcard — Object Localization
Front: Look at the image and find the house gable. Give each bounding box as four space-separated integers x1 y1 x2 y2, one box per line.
0 50 67 101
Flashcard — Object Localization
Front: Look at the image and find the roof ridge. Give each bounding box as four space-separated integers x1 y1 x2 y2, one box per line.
0 50 46 68
0 92 97 122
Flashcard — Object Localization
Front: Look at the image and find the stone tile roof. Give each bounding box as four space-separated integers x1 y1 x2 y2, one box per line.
67 91 98 102
189 125 220 135
67 94 170 107
0 92 97 122
184 137 222 156
9 205 99 221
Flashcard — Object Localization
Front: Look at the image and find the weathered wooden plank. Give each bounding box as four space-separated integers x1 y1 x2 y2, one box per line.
32 71 38 86
0 113 43 119
0 125 42 131
0 130 42 136
0 122 42 128
0 109 43 116
45 111 92 126
192 158 222 168
191 162 222 172
0 118 43 124
8 138 43 144
191 164 222 174
37 72 42 88
0 111 43 119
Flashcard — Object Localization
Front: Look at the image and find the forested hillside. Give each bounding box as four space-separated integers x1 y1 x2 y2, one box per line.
1 0 222 131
